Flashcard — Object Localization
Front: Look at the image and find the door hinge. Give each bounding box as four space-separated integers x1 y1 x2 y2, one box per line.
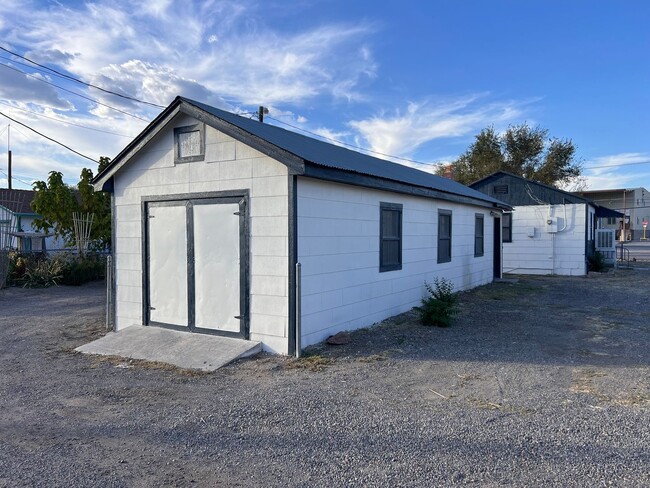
150 306 156 311
234 315 243 320
233 211 241 216
148 215 155 219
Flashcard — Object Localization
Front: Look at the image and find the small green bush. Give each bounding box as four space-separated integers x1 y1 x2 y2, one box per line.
58 254 106 286
20 254 63 288
7 252 106 287
415 277 458 327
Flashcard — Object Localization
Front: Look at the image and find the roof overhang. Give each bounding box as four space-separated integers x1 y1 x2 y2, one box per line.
93 97 306 192
92 97 512 211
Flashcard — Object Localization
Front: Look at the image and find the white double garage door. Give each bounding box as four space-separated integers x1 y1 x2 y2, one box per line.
144 194 248 338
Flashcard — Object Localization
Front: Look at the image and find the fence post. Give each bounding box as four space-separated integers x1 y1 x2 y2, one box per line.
106 254 112 332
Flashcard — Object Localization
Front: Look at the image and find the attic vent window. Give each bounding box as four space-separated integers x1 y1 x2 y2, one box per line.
493 184 509 195
174 123 205 163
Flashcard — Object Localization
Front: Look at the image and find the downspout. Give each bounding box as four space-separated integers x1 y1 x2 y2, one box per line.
287 174 299 357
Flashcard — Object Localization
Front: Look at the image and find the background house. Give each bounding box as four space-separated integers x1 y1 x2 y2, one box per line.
0 189 64 252
574 188 649 241
470 171 621 276
94 96 510 355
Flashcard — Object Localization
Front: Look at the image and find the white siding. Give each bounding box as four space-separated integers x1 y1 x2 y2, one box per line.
112 113 289 354
503 204 587 276
296 177 496 348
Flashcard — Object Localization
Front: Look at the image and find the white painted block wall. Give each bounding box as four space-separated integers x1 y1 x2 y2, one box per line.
112 113 290 354
503 204 587 276
296 177 496 348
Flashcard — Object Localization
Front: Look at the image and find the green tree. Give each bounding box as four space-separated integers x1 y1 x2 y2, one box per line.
31 158 112 250
439 124 582 187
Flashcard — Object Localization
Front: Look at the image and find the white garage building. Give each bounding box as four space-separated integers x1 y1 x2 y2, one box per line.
94 97 510 355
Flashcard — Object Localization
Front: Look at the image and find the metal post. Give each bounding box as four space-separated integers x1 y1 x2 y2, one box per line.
106 255 112 332
295 262 302 358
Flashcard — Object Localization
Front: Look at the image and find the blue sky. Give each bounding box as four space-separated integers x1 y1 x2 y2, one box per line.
0 0 648 192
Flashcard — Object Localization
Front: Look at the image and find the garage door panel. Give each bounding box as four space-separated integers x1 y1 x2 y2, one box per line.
148 204 188 327
193 203 241 332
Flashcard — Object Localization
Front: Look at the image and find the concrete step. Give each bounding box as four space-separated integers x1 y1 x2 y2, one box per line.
76 326 262 371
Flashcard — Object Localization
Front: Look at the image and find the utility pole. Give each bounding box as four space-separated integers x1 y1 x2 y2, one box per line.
6 124 11 190
258 106 268 123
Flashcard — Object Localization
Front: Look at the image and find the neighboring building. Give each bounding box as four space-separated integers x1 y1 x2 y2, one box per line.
0 189 64 252
470 171 621 276
94 96 510 355
574 188 649 241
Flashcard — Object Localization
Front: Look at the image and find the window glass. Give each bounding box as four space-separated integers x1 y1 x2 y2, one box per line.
475 214 484 257
438 210 452 263
502 213 512 243
380 203 402 272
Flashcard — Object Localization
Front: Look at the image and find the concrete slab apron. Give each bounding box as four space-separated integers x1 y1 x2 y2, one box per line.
76 326 262 371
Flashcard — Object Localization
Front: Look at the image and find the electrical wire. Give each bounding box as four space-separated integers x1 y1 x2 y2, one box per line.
0 111 98 163
0 100 134 138
0 46 165 108
585 160 650 170
0 63 150 121
265 115 442 167
0 168 34 187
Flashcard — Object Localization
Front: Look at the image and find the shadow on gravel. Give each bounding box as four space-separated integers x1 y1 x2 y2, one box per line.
303 272 650 368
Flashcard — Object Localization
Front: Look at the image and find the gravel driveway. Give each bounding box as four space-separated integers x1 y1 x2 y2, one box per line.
0 272 648 487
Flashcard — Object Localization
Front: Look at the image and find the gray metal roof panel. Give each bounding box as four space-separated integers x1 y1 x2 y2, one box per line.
182 97 505 207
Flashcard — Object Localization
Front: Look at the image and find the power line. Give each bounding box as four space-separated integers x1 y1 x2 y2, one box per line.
0 168 34 187
265 115 441 167
0 45 165 108
585 160 650 170
0 62 150 121
0 100 134 138
0 111 98 163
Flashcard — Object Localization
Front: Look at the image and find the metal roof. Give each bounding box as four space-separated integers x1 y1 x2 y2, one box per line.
94 96 509 209
0 189 37 215
470 171 623 218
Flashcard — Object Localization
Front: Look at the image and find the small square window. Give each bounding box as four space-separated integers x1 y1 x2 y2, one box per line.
174 124 205 163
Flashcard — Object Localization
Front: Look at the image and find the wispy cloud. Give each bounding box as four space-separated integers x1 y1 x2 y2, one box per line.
348 95 527 158
582 152 650 190
4 1 376 107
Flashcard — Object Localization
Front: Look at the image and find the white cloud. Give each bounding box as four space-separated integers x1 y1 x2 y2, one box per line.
348 95 526 157
3 1 375 106
582 152 650 191
585 152 650 176
0 67 74 110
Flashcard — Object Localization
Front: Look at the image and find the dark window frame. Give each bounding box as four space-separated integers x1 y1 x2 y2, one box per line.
502 212 512 243
437 209 452 263
474 213 484 257
379 202 402 272
174 123 205 164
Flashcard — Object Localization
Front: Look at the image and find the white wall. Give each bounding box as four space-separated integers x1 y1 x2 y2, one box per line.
0 209 65 251
113 113 290 353
503 204 587 276
297 177 496 348
19 215 66 251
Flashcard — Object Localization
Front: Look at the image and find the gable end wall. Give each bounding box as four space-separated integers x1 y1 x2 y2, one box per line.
112 113 289 354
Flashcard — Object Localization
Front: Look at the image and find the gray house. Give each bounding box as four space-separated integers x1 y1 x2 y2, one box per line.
94 97 509 354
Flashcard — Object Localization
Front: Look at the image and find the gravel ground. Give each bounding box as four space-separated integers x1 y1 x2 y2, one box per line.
0 272 648 487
